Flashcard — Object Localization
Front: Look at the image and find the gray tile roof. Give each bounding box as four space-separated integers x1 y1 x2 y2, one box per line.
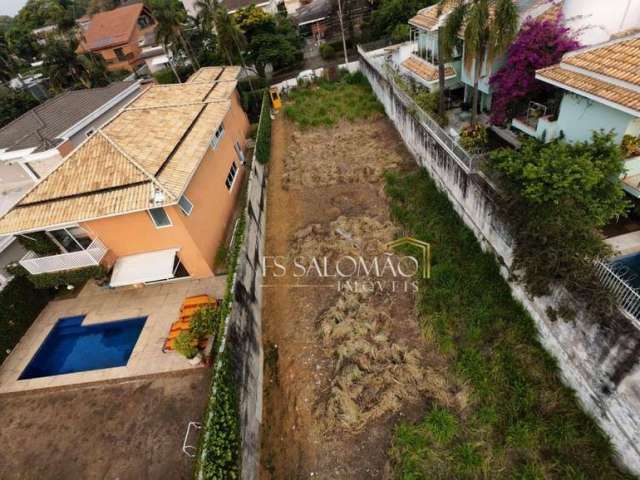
0 81 136 154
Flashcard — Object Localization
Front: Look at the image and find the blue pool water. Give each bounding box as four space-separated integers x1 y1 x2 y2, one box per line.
20 315 147 380
611 252 640 290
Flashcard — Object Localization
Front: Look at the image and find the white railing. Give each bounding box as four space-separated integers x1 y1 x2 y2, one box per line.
358 44 477 172
20 238 108 275
594 260 640 327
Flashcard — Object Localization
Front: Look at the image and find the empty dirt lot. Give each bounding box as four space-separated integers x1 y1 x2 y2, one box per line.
0 370 210 479
261 112 464 479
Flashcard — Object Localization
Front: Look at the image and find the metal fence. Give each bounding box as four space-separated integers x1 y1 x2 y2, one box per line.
595 260 640 327
357 45 477 172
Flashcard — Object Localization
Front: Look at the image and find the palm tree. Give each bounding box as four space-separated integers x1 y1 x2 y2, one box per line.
194 0 216 34
148 0 200 72
439 0 518 124
212 5 246 66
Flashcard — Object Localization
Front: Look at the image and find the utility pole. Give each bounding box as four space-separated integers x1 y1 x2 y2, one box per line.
336 0 349 65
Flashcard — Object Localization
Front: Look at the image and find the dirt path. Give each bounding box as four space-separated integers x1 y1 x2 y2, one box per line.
261 114 463 479
0 370 210 479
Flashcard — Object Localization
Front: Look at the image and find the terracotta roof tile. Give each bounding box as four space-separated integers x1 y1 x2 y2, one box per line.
0 66 241 234
409 3 448 31
563 37 640 87
537 65 640 113
103 104 204 175
409 0 561 32
401 55 456 82
81 3 145 51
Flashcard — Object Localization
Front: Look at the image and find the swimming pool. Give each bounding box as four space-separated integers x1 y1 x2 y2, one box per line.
20 315 147 380
611 252 640 290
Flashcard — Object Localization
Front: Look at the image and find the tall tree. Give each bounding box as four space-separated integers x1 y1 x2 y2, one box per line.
185 10 221 67
42 35 110 91
234 5 302 75
0 31 21 83
213 4 246 65
441 0 518 124
146 0 200 70
365 0 435 40
87 0 121 15
0 88 40 128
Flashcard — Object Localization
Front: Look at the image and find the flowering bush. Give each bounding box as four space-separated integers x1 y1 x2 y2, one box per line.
459 124 488 152
622 134 640 158
489 16 580 125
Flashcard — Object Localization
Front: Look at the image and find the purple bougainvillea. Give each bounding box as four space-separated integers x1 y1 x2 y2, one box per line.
489 16 580 125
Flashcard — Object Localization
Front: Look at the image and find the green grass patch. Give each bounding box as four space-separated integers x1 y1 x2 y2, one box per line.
283 72 384 127
385 168 632 479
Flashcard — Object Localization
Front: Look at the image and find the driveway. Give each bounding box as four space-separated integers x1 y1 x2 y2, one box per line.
0 369 210 479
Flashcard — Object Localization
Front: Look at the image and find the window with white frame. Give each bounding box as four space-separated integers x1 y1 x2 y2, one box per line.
178 194 193 216
210 123 224 149
225 161 238 191
85 128 95 138
148 207 172 228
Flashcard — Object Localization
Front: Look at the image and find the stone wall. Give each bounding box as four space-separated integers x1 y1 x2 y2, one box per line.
359 48 640 475
227 158 267 480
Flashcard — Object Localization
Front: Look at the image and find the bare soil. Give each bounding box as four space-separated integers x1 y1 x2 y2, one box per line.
0 370 210 480
261 115 465 479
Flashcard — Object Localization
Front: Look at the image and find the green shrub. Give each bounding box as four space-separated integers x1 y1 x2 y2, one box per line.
16 232 59 256
255 92 272 164
174 331 198 359
391 24 410 43
27 265 107 289
215 244 229 268
195 184 247 478
459 124 488 151
200 356 240 479
319 43 336 60
190 305 217 340
622 134 640 158
0 276 52 361
152 65 192 84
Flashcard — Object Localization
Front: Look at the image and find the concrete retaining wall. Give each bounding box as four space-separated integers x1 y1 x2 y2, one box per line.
359 49 640 475
226 157 267 480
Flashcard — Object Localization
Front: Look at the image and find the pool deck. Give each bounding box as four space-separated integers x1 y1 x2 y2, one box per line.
0 276 226 394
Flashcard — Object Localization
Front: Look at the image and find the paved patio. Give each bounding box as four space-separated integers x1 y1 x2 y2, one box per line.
0 276 226 393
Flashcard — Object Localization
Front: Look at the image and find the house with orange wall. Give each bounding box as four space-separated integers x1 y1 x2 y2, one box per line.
0 66 250 287
77 3 158 72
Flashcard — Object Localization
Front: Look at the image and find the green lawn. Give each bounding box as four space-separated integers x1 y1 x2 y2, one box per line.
283 72 384 127
385 169 631 479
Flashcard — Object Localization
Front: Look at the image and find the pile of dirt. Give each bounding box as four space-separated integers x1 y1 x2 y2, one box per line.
317 288 452 432
290 215 457 432
282 120 405 190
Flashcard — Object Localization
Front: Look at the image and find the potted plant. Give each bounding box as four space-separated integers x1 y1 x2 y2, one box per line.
174 331 202 365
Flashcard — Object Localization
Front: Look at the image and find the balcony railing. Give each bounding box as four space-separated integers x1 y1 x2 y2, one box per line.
358 44 477 172
20 238 108 275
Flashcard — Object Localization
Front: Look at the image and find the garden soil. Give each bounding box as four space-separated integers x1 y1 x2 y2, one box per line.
260 115 467 479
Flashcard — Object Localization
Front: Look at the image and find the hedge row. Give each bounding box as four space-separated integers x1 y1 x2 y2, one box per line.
7 263 107 289
255 92 272 165
196 195 248 479
0 276 52 361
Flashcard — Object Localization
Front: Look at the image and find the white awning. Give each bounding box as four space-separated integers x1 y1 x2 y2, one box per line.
110 248 178 287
